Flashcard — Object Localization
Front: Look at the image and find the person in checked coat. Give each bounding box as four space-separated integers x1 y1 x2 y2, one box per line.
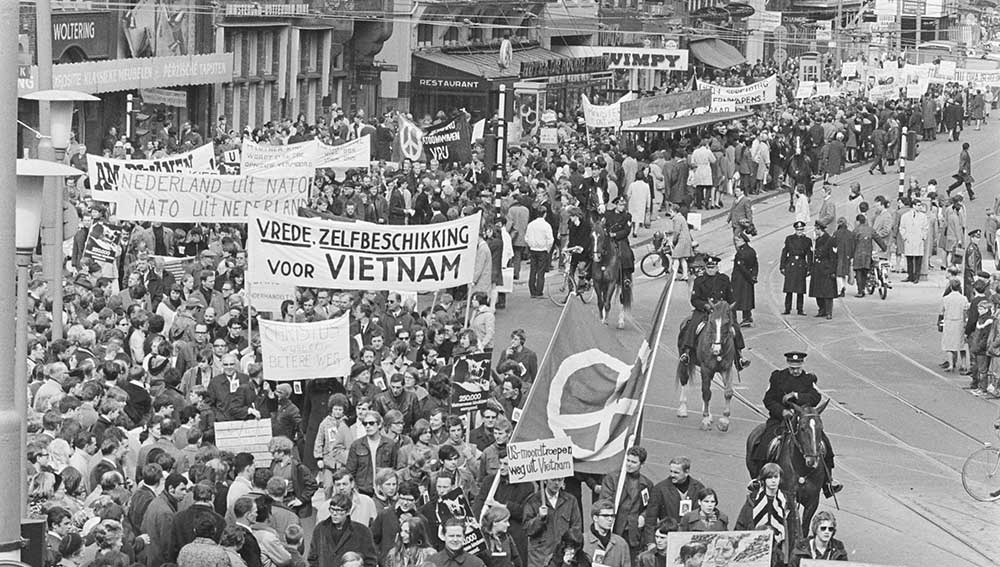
732 231 758 327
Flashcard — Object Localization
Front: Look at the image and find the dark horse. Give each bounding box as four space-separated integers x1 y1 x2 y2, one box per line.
745 400 830 533
676 300 737 431
591 221 632 328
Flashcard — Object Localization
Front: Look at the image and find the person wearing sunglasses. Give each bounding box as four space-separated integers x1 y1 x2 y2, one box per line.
790 510 848 565
345 411 399 497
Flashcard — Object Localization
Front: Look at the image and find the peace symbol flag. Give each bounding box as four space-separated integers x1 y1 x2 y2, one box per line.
509 276 676 475
392 115 424 164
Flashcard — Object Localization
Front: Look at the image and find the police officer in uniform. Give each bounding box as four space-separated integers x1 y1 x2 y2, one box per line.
679 256 751 370
604 196 635 290
780 220 813 315
810 220 838 319
749 352 843 497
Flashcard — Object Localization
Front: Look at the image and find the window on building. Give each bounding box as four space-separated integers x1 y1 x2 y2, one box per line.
417 23 433 47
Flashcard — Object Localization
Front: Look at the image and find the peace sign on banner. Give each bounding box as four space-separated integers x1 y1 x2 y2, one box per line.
398 116 424 161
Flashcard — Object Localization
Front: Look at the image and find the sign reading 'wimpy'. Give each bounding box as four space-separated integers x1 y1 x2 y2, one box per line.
248 210 481 291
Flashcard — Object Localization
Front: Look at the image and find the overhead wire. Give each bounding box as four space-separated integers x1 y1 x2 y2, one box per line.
21 0 985 51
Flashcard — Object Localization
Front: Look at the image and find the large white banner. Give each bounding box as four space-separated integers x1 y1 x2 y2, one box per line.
259 315 352 380
248 210 482 292
241 135 371 171
109 167 314 223
666 531 772 567
87 143 216 193
698 75 777 110
581 92 637 128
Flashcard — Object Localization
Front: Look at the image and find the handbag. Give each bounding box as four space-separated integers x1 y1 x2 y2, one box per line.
937 314 944 332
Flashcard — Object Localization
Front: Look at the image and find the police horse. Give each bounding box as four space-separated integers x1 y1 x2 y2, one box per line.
591 221 632 328
746 400 831 532
676 300 737 431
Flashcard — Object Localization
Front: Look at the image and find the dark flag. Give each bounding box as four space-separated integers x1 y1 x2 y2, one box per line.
507 276 675 475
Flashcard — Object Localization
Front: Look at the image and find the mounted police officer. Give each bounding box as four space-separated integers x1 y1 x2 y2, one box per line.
679 255 751 370
749 352 843 497
604 196 634 325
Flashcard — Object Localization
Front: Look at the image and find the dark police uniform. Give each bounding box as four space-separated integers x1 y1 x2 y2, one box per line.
809 223 838 318
604 208 635 279
680 258 746 358
750 352 838 493
780 222 813 314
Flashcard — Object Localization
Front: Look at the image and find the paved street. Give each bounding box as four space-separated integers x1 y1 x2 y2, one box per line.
494 122 1000 566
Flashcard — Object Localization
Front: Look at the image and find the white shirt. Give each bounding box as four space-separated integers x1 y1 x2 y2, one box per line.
524 218 554 252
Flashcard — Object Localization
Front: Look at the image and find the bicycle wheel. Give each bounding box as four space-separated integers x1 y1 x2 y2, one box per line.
961 445 1000 501
879 282 888 300
640 252 668 278
548 273 572 307
577 282 594 304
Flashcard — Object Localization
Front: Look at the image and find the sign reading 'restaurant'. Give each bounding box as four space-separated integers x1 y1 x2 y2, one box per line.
248 210 482 291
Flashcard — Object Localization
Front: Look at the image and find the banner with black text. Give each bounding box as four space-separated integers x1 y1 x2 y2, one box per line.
697 75 777 110
422 115 472 164
259 315 352 380
107 167 314 222
87 143 216 193
248 210 481 291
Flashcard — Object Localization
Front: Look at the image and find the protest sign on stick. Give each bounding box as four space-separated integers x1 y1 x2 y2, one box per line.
258 315 352 380
506 437 574 483
214 420 274 467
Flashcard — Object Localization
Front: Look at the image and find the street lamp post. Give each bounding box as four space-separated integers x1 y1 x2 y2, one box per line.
12 160 82 527
21 90 99 342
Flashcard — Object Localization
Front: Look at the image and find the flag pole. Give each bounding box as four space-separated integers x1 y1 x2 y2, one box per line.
479 294 576 520
613 264 678 512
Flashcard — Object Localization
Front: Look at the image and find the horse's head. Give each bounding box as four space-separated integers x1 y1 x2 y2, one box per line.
707 300 733 357
592 223 609 264
788 399 829 469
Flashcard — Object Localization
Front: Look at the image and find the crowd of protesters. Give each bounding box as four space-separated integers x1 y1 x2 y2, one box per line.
30 51 1000 567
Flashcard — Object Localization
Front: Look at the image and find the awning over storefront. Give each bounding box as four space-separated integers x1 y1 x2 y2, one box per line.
689 38 746 69
622 110 754 132
412 47 569 82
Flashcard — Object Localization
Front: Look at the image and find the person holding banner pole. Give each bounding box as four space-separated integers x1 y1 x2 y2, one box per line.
599 446 652 562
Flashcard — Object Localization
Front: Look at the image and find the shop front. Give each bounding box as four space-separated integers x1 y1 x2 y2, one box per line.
411 48 610 140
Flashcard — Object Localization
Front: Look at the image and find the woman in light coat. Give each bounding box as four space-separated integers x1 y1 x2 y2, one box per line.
626 168 652 237
666 207 694 281
690 138 716 209
940 279 969 372
942 198 967 266
898 201 929 283
794 185 811 228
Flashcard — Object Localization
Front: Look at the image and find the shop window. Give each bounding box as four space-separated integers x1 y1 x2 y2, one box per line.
417 23 433 46
240 33 251 77
443 26 458 45
470 26 483 43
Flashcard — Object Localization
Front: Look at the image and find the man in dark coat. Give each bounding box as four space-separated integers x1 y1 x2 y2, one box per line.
780 221 813 315
206 354 259 421
867 126 887 175
140 473 189 567
308 492 378 567
947 142 974 199
732 231 758 327
964 229 983 300
851 214 886 297
749 352 842 496
809 221 838 319
170 482 226 560
832 218 855 297
679 256 749 369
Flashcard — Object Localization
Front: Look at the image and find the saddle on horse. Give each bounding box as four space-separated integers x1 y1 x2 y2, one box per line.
678 308 750 370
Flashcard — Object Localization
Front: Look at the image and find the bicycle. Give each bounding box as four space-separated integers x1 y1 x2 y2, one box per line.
866 255 891 300
961 420 1000 502
547 247 594 307
640 231 673 278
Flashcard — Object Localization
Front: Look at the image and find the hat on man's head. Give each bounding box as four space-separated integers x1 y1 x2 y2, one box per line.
784 351 807 365
969 228 983 237
976 270 991 279
705 255 721 266
814 220 827 230
793 220 806 230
